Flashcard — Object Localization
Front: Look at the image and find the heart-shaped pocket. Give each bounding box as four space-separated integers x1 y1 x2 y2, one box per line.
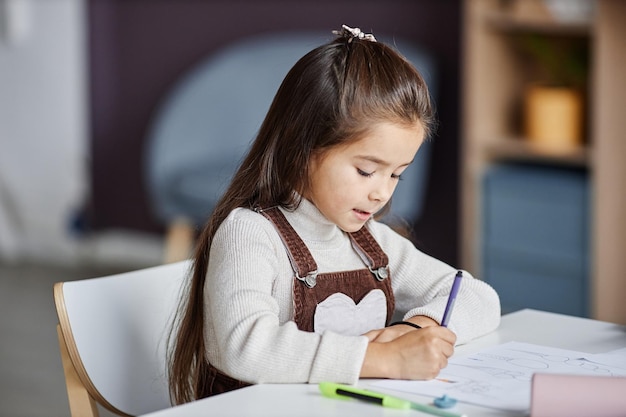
313 289 387 336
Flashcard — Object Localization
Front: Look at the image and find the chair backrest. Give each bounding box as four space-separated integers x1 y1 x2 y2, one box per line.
54 260 192 417
144 31 437 228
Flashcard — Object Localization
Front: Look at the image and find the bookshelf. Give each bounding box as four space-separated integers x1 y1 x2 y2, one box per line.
461 0 626 322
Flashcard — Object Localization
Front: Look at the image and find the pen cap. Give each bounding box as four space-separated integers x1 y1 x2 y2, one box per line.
318 382 346 400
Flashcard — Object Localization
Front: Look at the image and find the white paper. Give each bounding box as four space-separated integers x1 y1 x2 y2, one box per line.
585 347 626 370
373 341 626 412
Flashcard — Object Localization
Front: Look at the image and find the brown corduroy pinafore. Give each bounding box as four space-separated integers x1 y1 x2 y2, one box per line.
205 207 395 396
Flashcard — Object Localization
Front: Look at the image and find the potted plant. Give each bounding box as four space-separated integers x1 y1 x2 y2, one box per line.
514 33 589 152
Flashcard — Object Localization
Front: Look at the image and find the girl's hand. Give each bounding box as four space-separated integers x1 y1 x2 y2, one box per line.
363 324 410 343
360 326 456 380
363 315 440 343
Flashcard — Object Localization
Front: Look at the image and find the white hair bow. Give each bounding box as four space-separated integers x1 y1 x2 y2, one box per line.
333 24 377 42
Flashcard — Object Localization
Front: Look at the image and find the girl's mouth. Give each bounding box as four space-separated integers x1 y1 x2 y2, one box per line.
353 209 372 221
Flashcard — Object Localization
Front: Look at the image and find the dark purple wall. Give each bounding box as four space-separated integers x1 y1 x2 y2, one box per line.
87 0 461 265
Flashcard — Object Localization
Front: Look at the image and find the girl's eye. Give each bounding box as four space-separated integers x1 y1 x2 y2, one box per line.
357 168 373 177
358 168 403 180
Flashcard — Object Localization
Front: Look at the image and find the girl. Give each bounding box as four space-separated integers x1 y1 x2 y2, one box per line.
168 25 500 404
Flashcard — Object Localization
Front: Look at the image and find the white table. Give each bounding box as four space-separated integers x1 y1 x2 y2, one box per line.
141 309 626 417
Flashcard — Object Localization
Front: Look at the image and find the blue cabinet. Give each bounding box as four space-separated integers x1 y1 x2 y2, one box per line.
482 164 590 317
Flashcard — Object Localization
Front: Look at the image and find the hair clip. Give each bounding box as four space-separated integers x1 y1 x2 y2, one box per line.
332 24 377 43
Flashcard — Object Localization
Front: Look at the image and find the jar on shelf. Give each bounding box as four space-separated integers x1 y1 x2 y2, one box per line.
523 84 583 152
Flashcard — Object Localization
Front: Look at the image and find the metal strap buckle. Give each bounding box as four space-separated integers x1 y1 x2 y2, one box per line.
369 266 389 281
296 270 318 288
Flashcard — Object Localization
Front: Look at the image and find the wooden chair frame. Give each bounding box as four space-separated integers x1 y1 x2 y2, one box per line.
53 261 188 417
55 282 131 417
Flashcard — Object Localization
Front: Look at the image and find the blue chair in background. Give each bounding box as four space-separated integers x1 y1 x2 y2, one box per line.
144 31 437 262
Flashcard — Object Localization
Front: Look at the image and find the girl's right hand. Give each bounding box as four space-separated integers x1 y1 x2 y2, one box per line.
360 326 456 380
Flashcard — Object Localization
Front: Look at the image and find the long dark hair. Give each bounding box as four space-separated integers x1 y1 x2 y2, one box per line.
168 27 436 404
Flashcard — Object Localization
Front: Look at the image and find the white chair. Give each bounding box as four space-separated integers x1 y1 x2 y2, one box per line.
54 260 192 417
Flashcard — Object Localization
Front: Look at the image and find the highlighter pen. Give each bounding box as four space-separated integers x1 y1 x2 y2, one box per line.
319 382 468 417
441 271 463 327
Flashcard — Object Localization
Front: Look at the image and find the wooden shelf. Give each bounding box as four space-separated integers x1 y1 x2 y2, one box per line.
462 0 626 323
484 11 591 36
483 138 590 167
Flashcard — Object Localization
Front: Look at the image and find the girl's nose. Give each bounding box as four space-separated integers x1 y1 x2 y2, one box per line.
369 180 396 203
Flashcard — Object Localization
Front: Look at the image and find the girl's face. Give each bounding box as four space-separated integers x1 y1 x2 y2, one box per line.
306 121 424 232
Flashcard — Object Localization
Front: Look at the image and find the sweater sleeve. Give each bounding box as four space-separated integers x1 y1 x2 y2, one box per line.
368 221 501 345
204 210 368 384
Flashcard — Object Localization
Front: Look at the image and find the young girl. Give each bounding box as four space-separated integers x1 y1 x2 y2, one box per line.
168 25 500 404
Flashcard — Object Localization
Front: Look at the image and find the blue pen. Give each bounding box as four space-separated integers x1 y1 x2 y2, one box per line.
441 271 463 327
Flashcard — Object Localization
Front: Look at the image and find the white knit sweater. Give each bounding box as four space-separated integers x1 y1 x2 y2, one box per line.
203 199 500 385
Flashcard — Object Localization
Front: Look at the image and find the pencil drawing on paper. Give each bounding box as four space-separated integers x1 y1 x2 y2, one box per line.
509 348 614 375
372 341 626 412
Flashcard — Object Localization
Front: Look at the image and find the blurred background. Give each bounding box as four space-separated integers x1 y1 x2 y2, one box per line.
0 0 624 416
0 0 463 269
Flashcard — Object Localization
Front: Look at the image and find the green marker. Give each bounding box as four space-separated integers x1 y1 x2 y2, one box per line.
319 382 468 417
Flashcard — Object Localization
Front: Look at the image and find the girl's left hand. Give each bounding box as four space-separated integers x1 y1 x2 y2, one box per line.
363 316 439 343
